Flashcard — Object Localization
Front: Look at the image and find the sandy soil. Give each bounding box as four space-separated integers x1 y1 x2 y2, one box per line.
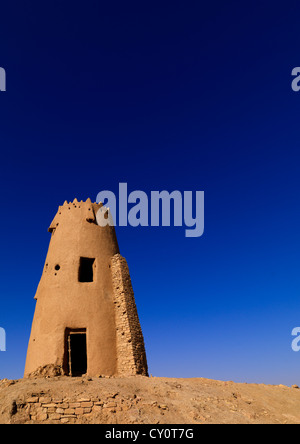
0 375 300 424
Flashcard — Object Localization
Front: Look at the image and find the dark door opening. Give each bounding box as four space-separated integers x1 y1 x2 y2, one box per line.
66 329 87 376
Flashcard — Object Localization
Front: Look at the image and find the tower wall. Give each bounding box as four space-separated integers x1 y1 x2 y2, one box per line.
24 199 148 378
111 254 148 376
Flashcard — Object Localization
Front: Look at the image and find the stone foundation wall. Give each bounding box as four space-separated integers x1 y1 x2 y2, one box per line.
16 394 124 424
111 254 148 376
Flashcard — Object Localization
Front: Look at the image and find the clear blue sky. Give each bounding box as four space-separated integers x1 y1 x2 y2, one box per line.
1 1 300 385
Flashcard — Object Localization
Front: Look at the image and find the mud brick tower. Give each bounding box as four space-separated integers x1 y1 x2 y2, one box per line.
24 199 148 378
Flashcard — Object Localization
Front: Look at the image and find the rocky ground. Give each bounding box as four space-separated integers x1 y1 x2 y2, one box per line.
1 375 300 424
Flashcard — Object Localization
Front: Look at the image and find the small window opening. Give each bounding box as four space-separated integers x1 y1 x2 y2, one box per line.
55 264 60 271
78 257 95 282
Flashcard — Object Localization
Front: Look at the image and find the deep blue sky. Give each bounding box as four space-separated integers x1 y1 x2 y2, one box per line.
1 1 300 385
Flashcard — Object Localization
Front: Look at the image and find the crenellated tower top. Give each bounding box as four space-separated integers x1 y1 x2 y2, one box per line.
48 198 110 234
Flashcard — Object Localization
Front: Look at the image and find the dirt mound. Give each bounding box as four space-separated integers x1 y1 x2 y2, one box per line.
1 376 300 424
26 365 65 379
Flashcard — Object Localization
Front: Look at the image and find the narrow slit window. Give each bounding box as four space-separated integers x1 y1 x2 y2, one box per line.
79 257 95 282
